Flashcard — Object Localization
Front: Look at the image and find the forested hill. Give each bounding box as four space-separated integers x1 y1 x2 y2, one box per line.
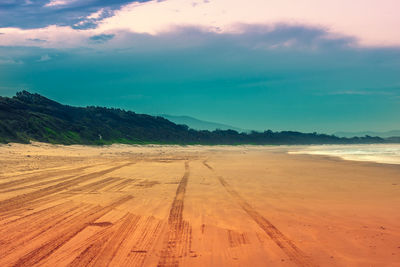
0 91 387 145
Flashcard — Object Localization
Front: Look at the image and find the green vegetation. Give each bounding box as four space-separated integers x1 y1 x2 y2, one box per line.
0 91 389 145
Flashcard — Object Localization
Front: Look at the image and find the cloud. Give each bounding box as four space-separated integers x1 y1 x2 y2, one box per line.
38 54 51 61
98 0 400 47
102 24 358 52
1 0 400 48
221 24 357 50
0 23 359 50
89 33 115 43
0 23 356 51
0 0 152 29
27 38 47 43
0 58 22 64
44 0 74 7
327 86 400 96
329 90 382 96
72 8 115 30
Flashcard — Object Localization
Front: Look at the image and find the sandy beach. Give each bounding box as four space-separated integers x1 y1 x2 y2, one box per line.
0 143 399 266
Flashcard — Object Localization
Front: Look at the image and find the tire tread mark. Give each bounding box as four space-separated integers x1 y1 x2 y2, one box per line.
91 213 141 266
11 195 133 267
68 213 140 267
106 179 137 192
123 216 164 266
0 173 90 194
0 204 93 256
0 162 133 213
203 161 316 267
0 164 97 190
0 201 71 227
68 177 122 193
157 161 192 267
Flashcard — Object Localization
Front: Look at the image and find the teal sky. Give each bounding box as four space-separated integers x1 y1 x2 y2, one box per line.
0 1 400 133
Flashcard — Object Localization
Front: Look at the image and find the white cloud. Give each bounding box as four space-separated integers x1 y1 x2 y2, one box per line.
0 58 22 64
38 54 51 61
98 0 400 47
1 0 400 48
0 26 93 48
44 0 74 7
87 8 105 19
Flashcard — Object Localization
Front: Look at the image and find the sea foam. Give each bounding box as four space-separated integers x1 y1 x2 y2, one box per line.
289 144 400 164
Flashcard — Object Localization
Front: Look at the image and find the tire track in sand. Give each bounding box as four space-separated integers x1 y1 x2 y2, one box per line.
158 161 193 267
0 203 93 257
0 162 133 213
89 213 141 266
68 213 141 267
122 216 164 266
0 164 101 190
64 214 163 266
203 161 315 267
11 195 133 267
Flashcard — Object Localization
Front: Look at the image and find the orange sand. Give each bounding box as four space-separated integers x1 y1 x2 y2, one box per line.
0 143 399 266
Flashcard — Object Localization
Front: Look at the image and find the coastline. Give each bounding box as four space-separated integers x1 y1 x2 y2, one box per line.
288 143 400 165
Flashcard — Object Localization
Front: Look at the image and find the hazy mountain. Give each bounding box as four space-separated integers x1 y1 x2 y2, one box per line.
0 91 389 145
335 130 400 138
160 114 246 132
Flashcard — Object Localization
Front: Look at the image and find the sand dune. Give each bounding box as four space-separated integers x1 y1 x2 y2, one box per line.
0 143 399 266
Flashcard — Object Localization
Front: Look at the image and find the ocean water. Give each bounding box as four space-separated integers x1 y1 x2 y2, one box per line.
289 144 400 165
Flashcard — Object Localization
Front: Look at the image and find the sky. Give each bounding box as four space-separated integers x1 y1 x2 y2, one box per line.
0 0 399 133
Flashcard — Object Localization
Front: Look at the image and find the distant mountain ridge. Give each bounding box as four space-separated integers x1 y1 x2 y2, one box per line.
0 91 392 145
335 130 400 138
160 114 246 132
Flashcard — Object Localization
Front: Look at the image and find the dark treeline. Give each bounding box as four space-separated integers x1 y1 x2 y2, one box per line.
0 91 388 145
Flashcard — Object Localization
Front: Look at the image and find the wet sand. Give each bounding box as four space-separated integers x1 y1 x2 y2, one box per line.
0 143 399 266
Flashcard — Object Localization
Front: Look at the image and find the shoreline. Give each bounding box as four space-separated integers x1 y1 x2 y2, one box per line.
2 141 400 166
288 143 400 165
